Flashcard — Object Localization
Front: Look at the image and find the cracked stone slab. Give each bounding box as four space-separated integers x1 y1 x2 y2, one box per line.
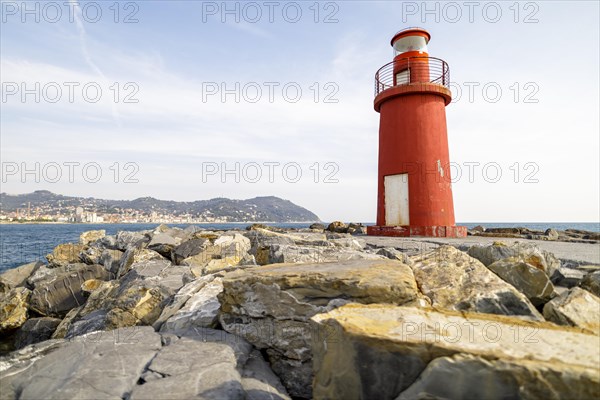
0 327 161 400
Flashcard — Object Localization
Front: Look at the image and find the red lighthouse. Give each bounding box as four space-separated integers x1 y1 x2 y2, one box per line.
367 28 466 238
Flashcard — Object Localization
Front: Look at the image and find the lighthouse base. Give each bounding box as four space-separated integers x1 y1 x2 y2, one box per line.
367 225 467 238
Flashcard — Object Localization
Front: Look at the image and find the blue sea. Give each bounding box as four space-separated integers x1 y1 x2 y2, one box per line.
0 222 598 272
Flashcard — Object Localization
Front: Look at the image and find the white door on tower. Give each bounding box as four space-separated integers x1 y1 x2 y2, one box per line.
384 174 409 226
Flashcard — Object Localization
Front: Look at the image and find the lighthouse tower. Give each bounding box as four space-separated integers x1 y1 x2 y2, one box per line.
367 28 466 237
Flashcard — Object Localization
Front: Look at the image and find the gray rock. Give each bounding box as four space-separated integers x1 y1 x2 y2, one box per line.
14 317 61 349
129 331 250 400
467 241 561 278
29 264 109 317
242 350 291 400
309 223 325 230
0 327 161 400
552 266 587 288
160 277 223 332
171 238 208 265
376 247 412 265
487 257 555 306
580 270 600 296
116 230 149 251
543 287 600 335
148 232 182 258
99 248 124 275
0 261 43 289
411 246 543 320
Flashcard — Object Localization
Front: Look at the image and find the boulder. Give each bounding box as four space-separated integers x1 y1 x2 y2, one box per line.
0 287 31 333
218 259 420 398
79 230 105 245
486 257 555 306
311 304 600 400
99 248 124 274
46 243 85 268
242 350 291 400
376 247 412 265
153 275 217 330
0 261 43 289
467 241 560 278
159 278 223 332
309 223 325 230
148 232 182 258
129 334 247 400
171 238 208 265
545 228 559 240
346 223 366 235
265 244 384 265
410 246 543 319
28 264 109 317
116 230 149 251
326 221 347 233
14 317 61 349
580 270 600 296
117 247 165 278
1 327 162 400
551 266 587 288
543 287 600 335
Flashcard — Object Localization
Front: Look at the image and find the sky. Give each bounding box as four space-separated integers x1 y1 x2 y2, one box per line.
1 0 599 223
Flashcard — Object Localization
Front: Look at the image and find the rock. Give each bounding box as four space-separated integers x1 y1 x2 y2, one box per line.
99 248 123 274
81 278 104 293
79 229 105 245
117 247 165 278
171 238 208 265
129 330 250 400
153 275 217 330
242 350 291 400
376 247 412 265
329 237 365 251
79 245 103 265
1 327 162 400
29 264 109 317
467 241 560 279
551 266 587 288
265 244 384 265
346 222 366 235
543 287 600 335
580 270 600 296
116 230 149 251
160 278 223 332
0 261 43 289
46 243 85 268
327 221 347 233
148 232 182 258
0 287 31 333
545 228 559 240
14 317 61 349
218 259 420 398
98 234 118 249
486 257 555 306
472 225 485 232
411 246 543 319
311 304 600 400
309 223 325 230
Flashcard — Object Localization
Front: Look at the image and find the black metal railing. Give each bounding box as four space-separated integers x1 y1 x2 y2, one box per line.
374 56 450 97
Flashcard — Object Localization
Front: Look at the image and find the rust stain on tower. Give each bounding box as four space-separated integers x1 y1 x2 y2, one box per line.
367 28 467 238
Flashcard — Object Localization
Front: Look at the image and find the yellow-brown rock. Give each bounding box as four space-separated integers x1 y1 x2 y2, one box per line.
0 287 31 333
312 304 600 400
